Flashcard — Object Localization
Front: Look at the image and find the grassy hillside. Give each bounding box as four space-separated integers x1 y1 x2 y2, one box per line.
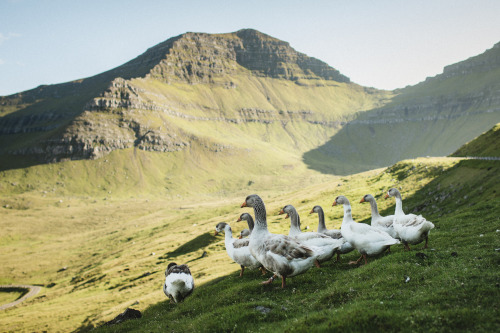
1 149 498 331
303 43 500 175
94 157 500 333
451 123 500 157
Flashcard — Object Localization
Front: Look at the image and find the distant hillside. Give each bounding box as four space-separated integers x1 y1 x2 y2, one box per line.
0 29 387 172
304 42 500 174
451 123 500 157
1 30 499 180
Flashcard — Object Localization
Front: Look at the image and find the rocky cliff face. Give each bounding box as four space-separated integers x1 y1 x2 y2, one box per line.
441 42 500 79
147 29 349 84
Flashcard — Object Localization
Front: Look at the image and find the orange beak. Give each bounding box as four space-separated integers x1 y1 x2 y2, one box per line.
238 234 243 239
214 231 219 236
241 202 247 208
309 209 314 214
236 217 242 222
384 194 389 199
332 201 337 206
278 209 285 215
360 197 365 203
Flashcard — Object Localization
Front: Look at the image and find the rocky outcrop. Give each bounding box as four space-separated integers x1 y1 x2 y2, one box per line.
440 42 500 79
147 29 350 84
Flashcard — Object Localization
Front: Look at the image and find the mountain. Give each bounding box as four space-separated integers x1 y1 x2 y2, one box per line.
304 42 500 174
1 30 499 180
0 29 385 173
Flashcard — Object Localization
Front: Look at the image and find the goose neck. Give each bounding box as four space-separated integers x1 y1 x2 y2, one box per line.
394 195 405 215
316 208 327 232
288 210 301 236
224 229 234 248
246 216 255 232
252 201 268 231
342 203 353 223
369 199 381 218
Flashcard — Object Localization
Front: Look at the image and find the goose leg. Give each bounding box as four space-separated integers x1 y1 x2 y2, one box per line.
335 252 341 262
404 242 411 251
314 259 321 268
349 255 363 265
262 275 276 285
259 266 267 276
424 236 429 249
363 254 368 265
239 265 245 277
281 276 286 288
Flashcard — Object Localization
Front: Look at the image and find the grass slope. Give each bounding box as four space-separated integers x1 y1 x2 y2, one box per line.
451 123 500 157
93 157 500 333
1 130 499 331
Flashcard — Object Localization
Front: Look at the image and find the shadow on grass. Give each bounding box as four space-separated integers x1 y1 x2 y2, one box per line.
159 232 218 260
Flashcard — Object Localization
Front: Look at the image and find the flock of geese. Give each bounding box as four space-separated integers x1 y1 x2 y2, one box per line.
163 187 435 302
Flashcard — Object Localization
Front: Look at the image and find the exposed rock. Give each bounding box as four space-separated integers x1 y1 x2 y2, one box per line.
105 308 142 326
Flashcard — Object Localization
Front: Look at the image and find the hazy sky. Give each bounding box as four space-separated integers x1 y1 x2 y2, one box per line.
1 0 499 96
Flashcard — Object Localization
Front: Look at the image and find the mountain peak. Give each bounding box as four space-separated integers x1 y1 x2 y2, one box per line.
141 29 350 83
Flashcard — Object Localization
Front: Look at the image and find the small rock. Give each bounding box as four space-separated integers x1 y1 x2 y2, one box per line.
105 308 142 326
57 267 68 272
404 276 410 283
255 306 271 314
451 252 458 257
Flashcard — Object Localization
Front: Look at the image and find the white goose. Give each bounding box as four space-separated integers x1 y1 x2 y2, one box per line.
241 194 321 288
214 222 263 277
236 212 255 239
310 205 355 261
385 188 435 250
333 195 400 265
279 204 342 265
360 194 398 239
163 262 194 303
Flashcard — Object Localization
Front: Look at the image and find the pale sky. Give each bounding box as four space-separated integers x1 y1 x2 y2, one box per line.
0 0 499 96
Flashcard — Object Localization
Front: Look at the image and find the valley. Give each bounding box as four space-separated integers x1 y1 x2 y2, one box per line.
0 29 499 331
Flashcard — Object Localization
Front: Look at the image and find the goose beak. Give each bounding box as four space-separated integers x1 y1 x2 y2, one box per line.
309 209 314 214
241 202 247 208
286 214 289 219
278 209 285 215
236 217 242 222
384 194 389 199
332 201 337 206
238 234 243 239
360 198 365 203
214 231 219 236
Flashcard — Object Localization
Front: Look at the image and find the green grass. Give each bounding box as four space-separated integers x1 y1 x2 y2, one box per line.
452 123 500 157
0 152 498 332
91 157 500 332
0 288 26 305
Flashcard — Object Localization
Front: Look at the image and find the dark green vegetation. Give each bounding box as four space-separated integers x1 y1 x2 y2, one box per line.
95 157 500 332
452 123 500 157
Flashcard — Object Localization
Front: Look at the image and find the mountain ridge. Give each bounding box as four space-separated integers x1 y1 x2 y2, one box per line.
1 29 499 176
0 29 377 168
